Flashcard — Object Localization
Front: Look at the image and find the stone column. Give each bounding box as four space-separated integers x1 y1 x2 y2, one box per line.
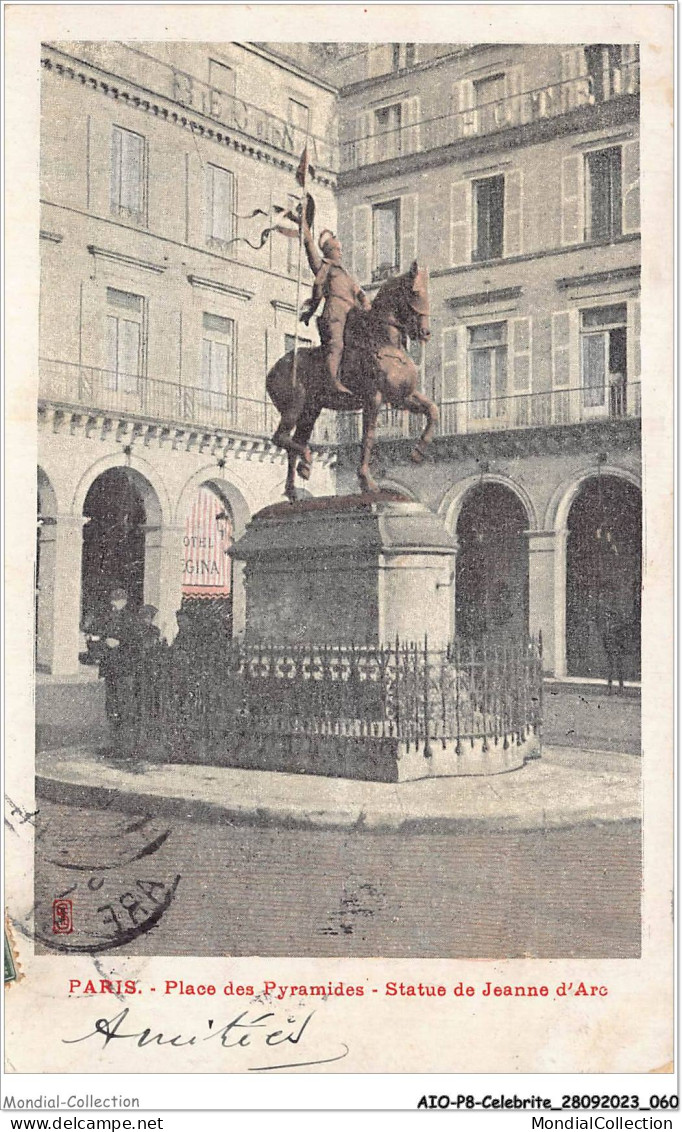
36 519 56 670
526 529 560 676
231 558 247 639
47 514 87 676
148 523 186 642
552 527 569 678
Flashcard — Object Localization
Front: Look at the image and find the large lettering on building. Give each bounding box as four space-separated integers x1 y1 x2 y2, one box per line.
182 487 232 597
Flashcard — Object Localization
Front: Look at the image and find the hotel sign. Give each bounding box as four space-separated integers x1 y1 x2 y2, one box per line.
170 70 336 173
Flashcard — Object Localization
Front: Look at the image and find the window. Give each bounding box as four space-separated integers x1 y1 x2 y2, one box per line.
206 164 235 246
209 59 235 97
585 147 622 241
201 313 235 400
110 126 146 223
372 199 400 281
287 98 310 134
473 174 504 261
374 103 402 161
580 304 627 416
106 288 144 393
468 322 508 419
474 73 506 132
285 333 312 352
583 44 635 102
390 44 417 70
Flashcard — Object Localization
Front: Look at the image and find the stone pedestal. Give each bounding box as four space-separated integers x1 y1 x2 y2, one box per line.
224 493 540 782
231 492 457 648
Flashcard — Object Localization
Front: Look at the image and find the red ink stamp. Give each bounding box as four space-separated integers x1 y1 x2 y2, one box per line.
52 898 73 935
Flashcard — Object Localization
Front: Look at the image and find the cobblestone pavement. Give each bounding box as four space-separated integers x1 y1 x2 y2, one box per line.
32 799 640 959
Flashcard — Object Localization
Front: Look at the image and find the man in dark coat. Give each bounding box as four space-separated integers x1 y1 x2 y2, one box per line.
98 586 140 731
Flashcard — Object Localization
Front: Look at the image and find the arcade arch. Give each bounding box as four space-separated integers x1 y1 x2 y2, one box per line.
175 471 254 641
564 475 641 680
454 481 530 645
81 467 163 628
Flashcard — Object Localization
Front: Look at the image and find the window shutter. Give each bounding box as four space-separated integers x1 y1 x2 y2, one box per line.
400 193 418 270
352 204 372 284
231 320 239 398
551 311 571 388
622 140 640 234
628 298 641 379
450 181 472 266
110 127 122 210
504 65 524 126
440 327 460 431
455 79 476 137
355 111 373 167
561 153 584 245
120 130 143 213
511 317 532 391
107 316 118 378
621 44 639 95
401 96 420 154
561 47 589 110
626 298 641 415
504 170 522 256
211 168 235 242
202 337 211 388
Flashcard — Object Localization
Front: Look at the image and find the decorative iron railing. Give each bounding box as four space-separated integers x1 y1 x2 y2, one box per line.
124 634 543 766
341 64 639 170
38 358 338 446
336 384 641 444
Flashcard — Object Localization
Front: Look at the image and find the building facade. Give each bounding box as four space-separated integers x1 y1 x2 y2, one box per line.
38 41 339 677
326 42 641 679
38 41 641 683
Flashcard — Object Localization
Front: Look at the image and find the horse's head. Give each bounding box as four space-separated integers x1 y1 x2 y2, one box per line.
372 260 431 343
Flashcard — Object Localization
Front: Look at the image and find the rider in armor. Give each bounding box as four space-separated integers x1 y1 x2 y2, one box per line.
298 211 371 398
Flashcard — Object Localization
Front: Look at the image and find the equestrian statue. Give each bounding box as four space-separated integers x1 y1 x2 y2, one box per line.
266 198 438 502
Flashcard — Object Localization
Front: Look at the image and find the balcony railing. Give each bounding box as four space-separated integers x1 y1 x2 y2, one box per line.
335 384 641 444
342 64 639 171
38 359 338 446
38 361 640 451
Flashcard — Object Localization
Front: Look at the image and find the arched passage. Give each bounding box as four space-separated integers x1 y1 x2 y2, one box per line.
455 482 529 644
566 475 641 679
81 467 162 628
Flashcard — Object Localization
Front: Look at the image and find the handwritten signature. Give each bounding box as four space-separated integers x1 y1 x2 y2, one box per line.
64 1006 349 1071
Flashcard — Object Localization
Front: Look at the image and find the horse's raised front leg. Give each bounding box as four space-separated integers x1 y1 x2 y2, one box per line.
292 401 321 483
403 391 439 463
271 383 308 461
358 391 383 495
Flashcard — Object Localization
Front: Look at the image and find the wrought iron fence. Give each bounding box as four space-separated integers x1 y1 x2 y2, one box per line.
121 634 543 764
39 358 338 445
342 65 639 170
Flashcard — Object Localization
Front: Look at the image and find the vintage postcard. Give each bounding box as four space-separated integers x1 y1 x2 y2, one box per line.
2 0 675 1099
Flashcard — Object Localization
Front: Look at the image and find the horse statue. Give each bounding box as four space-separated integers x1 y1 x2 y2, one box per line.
266 261 438 502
